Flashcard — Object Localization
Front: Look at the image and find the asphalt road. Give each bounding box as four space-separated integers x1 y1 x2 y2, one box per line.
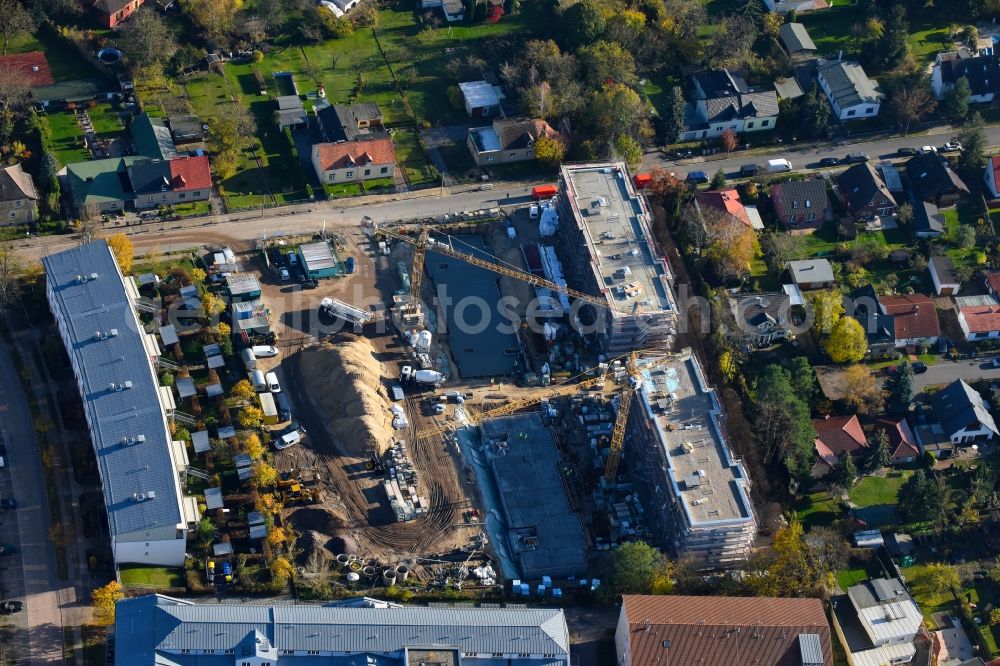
913 357 1000 392
0 342 63 665
641 124 1000 180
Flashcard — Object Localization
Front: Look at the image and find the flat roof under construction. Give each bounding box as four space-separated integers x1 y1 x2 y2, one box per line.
560 163 675 316
480 413 588 579
636 351 754 526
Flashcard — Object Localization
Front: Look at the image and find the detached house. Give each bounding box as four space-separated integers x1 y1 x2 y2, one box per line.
816 59 883 120
905 152 969 207
681 69 779 140
787 259 835 290
315 101 385 143
958 304 1000 341
848 285 895 358
984 156 1000 199
813 415 868 477
467 117 561 167
0 163 38 226
728 292 794 345
311 137 396 185
836 163 896 221
695 188 763 230
830 578 924 666
871 417 920 464
879 294 941 348
92 0 144 27
930 380 998 444
931 51 1000 103
770 179 833 233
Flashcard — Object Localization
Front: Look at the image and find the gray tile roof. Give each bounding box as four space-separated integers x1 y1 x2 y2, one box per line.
939 54 1000 97
114 595 571 665
779 23 817 54
788 259 834 284
931 380 999 439
818 59 883 109
0 163 37 202
905 153 970 201
42 242 182 537
837 163 896 213
912 200 944 235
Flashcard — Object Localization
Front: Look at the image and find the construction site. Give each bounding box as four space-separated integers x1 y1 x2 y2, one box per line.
227 163 760 594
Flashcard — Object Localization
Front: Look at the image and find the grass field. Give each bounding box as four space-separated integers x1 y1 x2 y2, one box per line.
42 111 90 167
795 490 841 529
836 566 871 590
849 470 912 508
119 565 185 589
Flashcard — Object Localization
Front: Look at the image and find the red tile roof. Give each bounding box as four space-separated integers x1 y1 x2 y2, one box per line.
960 304 1000 334
879 294 941 340
620 595 833 666
313 137 395 171
873 416 919 461
814 414 867 464
986 271 1000 296
168 156 211 192
0 51 54 87
697 188 752 227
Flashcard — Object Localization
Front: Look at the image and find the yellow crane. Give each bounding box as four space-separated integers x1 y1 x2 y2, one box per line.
375 224 622 316
603 351 646 483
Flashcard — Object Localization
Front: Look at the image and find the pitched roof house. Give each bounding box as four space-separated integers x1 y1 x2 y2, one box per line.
92 0 144 27
315 101 385 142
837 163 897 221
311 137 396 185
0 163 38 226
813 414 868 476
728 292 794 345
879 294 941 347
615 595 832 666
871 416 920 463
985 156 1000 199
931 52 1000 103
830 577 924 666
779 23 817 58
929 255 961 295
958 304 1000 341
930 380 999 444
682 69 780 140
905 152 969 207
787 259 835 289
816 59 883 120
467 117 562 167
848 284 895 358
695 188 763 230
67 156 211 213
770 179 833 233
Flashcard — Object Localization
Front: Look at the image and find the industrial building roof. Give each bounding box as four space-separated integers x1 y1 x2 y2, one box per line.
42 241 182 537
113 595 570 665
559 163 676 317
226 272 261 297
299 240 337 272
480 413 588 579
634 351 754 526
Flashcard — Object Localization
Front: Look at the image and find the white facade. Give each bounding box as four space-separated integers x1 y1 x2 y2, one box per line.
929 258 961 295
817 62 882 120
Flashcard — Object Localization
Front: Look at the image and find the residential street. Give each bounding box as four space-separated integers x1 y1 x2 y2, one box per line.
641 124 1000 179
0 342 64 665
913 357 1000 392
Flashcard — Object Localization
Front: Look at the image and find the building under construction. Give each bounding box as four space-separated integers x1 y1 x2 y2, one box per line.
624 350 756 568
554 163 677 354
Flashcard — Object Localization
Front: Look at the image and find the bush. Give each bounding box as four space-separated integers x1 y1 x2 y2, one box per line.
252 50 264 63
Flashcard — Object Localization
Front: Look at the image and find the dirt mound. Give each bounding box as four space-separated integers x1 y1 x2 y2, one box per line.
296 530 334 567
287 507 346 535
298 338 393 457
327 534 359 555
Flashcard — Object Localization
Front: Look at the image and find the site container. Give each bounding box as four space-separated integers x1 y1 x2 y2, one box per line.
259 392 278 425
531 184 557 199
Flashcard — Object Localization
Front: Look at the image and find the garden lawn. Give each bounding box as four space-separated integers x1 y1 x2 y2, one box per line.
849 471 912 508
394 129 434 186
42 111 90 167
119 565 184 589
836 567 870 590
795 490 840 529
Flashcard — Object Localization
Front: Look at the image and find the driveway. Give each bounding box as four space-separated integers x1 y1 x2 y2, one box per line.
0 342 64 665
912 358 1000 392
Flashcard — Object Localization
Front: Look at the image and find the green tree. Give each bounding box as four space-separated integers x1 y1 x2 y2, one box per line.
898 469 946 526
579 40 637 88
824 317 867 364
605 540 667 595
753 365 817 478
868 4 909 71
788 356 817 402
958 112 988 173
971 463 996 506
920 562 960 595
196 516 215 546
90 581 125 626
614 134 643 168
160 371 175 387
534 134 565 166
886 360 914 414
807 289 844 334
835 452 857 488
662 86 686 145
745 522 821 597
954 224 977 249
798 83 829 139
709 168 727 189
0 0 34 56
943 76 971 120
865 429 891 473
561 0 606 49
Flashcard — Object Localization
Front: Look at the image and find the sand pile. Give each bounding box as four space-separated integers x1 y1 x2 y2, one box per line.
298 338 393 457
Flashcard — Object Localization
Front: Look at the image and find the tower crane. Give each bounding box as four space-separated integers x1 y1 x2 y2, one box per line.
603 351 646 483
371 223 623 323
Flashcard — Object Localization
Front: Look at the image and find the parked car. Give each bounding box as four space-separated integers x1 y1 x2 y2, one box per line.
0 499 15 511
686 171 709 184
279 267 290 281
941 141 962 152
251 345 279 358
819 157 840 167
912 361 928 374
265 371 281 393
896 147 917 157
739 164 759 177
919 145 937 154
845 152 869 164
273 422 306 450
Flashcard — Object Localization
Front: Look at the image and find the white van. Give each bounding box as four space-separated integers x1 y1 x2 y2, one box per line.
529 205 540 219
251 369 267 392
241 348 257 371
251 345 278 358
265 371 281 393
767 158 793 173
273 430 301 450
